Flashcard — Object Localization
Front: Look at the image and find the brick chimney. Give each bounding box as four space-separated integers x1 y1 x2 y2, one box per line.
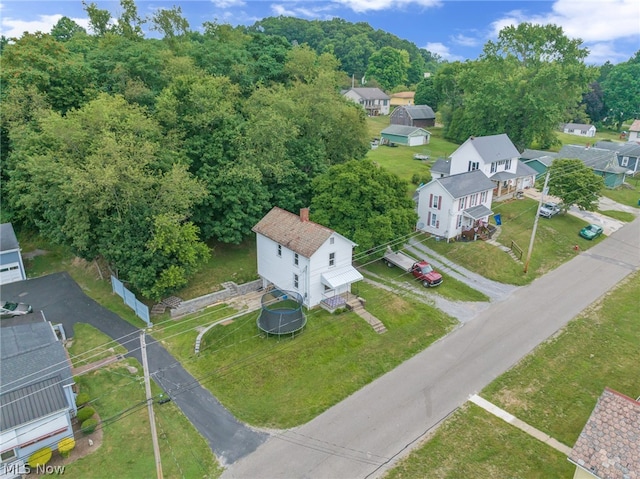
300 207 310 222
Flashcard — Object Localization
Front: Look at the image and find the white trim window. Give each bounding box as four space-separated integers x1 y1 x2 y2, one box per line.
277 244 282 257
505 159 512 170
470 193 478 206
329 252 335 267
622 156 629 167
480 191 488 203
294 253 299 266
457 215 462 228
490 162 497 173
468 161 479 171
430 213 438 227
293 273 299 289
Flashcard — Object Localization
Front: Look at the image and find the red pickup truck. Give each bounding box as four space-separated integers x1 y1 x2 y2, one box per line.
383 248 443 287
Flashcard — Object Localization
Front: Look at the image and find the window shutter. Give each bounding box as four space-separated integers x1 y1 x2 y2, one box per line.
429 193 433 208
427 212 431 225
437 196 441 210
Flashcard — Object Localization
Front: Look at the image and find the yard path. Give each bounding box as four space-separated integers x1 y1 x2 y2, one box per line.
222 216 640 479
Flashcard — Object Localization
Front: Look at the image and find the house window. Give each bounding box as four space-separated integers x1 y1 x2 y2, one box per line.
490 163 497 173
459 197 467 210
324 284 332 292
329 252 335 267
468 161 479 171
431 195 440 208
277 244 282 257
457 215 462 228
430 213 438 227
329 237 334 245
470 193 478 206
480 191 487 203
622 156 629 166
293 274 299 289
505 159 512 170
294 253 299 266
1 449 16 462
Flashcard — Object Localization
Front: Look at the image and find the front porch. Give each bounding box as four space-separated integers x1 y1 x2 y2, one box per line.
320 291 359 313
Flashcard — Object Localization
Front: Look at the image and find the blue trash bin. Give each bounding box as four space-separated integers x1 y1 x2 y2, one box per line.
494 214 502 226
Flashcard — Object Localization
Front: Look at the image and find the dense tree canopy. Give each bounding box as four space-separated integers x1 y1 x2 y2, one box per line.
310 160 418 252
547 159 604 212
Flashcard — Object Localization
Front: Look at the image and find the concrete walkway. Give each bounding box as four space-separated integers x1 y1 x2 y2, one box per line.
469 394 572 455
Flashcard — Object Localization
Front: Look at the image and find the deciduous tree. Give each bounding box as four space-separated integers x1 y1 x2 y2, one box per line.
547 158 604 211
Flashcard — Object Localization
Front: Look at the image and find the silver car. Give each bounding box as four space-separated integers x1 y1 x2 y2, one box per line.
0 300 33 318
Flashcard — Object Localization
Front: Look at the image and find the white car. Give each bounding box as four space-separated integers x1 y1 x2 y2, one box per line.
539 202 561 218
1 300 33 318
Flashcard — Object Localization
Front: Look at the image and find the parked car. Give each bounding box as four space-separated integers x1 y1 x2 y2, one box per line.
539 202 561 218
0 300 33 318
579 224 603 240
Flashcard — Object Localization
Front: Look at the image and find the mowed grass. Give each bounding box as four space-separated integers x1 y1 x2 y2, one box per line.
384 269 639 479
170 281 456 429
66 358 221 479
67 323 127 368
427 198 604 285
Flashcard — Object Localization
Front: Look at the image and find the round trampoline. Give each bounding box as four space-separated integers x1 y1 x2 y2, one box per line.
257 289 307 336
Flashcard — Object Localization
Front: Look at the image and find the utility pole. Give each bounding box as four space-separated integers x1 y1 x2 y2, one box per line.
524 170 551 274
141 331 163 479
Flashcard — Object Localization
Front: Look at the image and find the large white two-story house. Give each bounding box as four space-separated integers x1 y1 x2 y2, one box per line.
252 207 363 310
416 170 495 241
447 134 536 198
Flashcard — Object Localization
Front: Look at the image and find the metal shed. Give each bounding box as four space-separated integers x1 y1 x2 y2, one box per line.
380 125 431 147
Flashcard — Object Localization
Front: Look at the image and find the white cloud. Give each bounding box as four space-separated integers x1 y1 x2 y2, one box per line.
211 0 246 8
270 3 335 19
332 0 441 14
451 33 479 47
0 14 90 38
423 42 463 62
585 42 632 65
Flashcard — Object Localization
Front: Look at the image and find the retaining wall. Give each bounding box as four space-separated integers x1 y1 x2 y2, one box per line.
170 279 262 318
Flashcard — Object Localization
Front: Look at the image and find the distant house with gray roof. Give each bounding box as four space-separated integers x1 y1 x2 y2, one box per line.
520 149 558 180
558 145 627 188
252 207 362 310
568 388 639 479
430 158 451 179
627 119 640 142
562 123 596 138
594 140 640 175
416 170 495 240
342 87 390 116
0 320 76 474
390 105 436 128
0 223 26 285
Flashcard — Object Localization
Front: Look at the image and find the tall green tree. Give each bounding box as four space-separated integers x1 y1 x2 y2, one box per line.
365 46 409 91
547 159 604 211
601 56 640 130
310 160 418 252
414 76 440 109
51 17 87 42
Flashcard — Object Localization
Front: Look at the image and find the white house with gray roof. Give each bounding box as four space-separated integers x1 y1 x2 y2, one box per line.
0 320 76 476
252 207 362 310
342 87 390 116
416 170 495 240
0 223 26 285
562 123 596 137
594 140 640 175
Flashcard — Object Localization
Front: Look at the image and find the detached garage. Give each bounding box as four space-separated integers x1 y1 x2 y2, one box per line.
381 125 431 147
0 223 26 285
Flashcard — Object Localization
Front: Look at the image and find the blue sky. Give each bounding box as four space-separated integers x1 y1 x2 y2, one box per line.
1 0 638 64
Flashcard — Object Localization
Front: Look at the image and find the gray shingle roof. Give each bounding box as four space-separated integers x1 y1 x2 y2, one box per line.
466 134 520 163
402 105 435 119
464 204 493 219
1 376 68 430
595 141 640 158
558 145 628 173
431 159 451 175
0 223 20 252
520 149 558 161
347 88 390 100
381 125 429 136
437 170 495 198
568 388 640 479
564 122 595 131
252 207 336 258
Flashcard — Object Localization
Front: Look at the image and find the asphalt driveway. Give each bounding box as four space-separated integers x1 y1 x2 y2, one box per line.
0 272 266 465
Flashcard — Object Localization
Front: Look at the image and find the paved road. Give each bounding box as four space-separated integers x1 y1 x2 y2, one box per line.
0 273 266 465
222 217 640 479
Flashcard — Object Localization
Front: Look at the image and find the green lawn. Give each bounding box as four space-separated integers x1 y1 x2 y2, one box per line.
601 177 640 209
160 281 456 429
67 323 127 368
64 325 220 479
426 198 606 285
384 270 639 479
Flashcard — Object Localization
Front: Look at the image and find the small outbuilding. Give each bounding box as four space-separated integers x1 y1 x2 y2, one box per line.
562 123 596 138
0 223 27 285
380 125 431 147
390 105 436 128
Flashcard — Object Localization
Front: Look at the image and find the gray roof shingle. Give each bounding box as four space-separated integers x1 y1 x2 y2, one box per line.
252 207 335 258
381 125 429 136
568 388 640 479
436 170 495 198
558 145 628 173
431 159 451 175
346 87 390 100
1 376 68 430
594 141 640 158
401 105 435 120
466 134 520 164
520 149 558 161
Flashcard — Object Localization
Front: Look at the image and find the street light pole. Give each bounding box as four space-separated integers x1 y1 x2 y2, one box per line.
524 170 551 274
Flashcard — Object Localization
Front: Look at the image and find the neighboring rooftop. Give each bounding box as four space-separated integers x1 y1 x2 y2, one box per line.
397 105 435 119
558 145 628 173
381 125 429 136
345 87 390 100
252 207 335 258
628 119 640 132
431 159 451 175
520 149 558 161
568 388 640 479
433 169 496 198
595 141 640 157
0 223 20 252
390 91 415 99
563 122 595 131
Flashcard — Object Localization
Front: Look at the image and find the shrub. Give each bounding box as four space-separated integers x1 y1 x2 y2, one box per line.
76 406 95 422
58 437 75 458
75 392 90 407
28 447 52 468
81 418 98 435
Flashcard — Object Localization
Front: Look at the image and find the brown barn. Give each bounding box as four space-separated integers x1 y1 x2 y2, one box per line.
390 105 436 128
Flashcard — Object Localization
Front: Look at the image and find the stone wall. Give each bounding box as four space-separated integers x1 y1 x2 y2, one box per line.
170 279 263 318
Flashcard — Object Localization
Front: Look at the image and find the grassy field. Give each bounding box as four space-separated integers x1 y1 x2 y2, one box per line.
426 198 605 285
63 327 221 479
385 269 639 478
67 323 127 368
158 281 457 429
